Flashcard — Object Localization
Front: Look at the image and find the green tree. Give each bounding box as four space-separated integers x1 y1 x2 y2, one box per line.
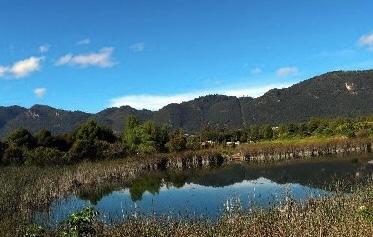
121 117 159 154
69 139 97 161
6 128 36 149
186 136 201 150
35 129 55 147
248 126 261 141
260 125 274 140
54 133 73 151
74 120 116 143
166 129 186 152
127 115 140 130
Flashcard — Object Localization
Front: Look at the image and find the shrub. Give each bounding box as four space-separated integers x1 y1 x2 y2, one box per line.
2 145 25 165
60 207 98 237
166 129 186 152
102 142 129 159
186 136 201 150
93 140 110 159
6 128 36 149
356 129 369 138
74 120 116 143
25 147 66 166
69 139 120 161
137 142 157 154
53 133 73 151
0 141 4 163
69 139 96 162
35 129 55 147
24 224 45 237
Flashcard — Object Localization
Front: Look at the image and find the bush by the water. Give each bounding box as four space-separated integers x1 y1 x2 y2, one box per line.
0 116 372 166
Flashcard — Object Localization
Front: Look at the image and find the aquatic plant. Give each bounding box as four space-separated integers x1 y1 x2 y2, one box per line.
60 207 98 237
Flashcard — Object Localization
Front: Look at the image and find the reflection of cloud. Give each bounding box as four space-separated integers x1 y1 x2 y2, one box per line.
160 177 276 191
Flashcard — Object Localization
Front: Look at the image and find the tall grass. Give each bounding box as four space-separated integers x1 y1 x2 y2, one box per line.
102 184 373 236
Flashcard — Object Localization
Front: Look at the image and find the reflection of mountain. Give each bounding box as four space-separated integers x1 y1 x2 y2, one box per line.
78 155 372 203
188 156 373 190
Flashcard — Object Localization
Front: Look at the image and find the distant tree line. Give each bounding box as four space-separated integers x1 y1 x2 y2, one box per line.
200 117 373 143
0 116 372 166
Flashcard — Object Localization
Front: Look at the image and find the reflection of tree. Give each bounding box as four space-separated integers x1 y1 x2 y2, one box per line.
188 156 373 191
78 184 124 205
129 173 189 201
129 176 163 201
77 155 372 204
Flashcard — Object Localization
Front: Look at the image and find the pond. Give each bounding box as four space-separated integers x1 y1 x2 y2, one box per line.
34 154 373 227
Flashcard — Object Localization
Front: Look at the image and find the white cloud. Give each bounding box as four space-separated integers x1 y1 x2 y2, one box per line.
110 83 290 111
39 44 50 53
55 47 115 68
10 57 43 78
250 67 262 75
0 66 8 77
0 57 43 78
129 42 145 53
276 67 298 77
358 33 373 50
34 87 47 98
77 38 91 45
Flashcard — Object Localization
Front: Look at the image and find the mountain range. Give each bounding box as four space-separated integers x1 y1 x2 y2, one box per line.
1 70 372 138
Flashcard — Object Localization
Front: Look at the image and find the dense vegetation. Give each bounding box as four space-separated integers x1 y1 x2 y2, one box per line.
0 114 372 166
1 70 373 137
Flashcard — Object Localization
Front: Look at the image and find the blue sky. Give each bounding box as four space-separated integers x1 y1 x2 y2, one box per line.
0 0 373 112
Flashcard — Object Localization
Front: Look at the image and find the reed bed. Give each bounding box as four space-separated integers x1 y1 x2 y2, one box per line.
99 183 373 237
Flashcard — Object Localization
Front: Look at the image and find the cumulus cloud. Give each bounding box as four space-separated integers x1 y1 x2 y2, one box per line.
358 33 373 50
34 87 47 98
129 42 145 53
55 47 115 68
10 57 44 78
276 67 298 77
39 44 50 53
0 66 7 77
0 57 43 78
77 38 91 45
110 83 290 111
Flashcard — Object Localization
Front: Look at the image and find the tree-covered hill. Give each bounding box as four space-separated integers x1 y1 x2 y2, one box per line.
0 70 372 138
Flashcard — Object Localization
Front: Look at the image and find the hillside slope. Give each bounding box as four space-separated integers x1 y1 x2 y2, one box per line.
0 70 372 138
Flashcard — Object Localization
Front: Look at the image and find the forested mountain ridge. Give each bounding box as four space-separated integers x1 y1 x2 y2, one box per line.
0 70 372 138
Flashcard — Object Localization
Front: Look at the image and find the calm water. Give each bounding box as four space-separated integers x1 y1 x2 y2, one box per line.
35 154 373 227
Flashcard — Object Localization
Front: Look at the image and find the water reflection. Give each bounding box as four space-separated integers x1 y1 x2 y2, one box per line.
35 154 373 227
